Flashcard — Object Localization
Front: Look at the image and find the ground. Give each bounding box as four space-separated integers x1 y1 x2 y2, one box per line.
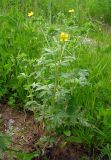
0 105 92 160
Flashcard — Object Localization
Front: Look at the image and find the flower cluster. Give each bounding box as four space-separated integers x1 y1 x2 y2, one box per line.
27 11 69 42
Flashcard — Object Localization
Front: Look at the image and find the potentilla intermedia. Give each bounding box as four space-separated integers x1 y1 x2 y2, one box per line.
60 32 69 42
28 11 34 17
68 9 75 13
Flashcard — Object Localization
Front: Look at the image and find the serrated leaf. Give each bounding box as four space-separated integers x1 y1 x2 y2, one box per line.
64 130 71 137
66 136 82 143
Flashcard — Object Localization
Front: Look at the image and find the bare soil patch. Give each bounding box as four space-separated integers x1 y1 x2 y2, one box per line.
0 105 43 153
0 105 92 160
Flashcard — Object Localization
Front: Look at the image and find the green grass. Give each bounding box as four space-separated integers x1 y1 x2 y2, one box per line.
0 0 111 159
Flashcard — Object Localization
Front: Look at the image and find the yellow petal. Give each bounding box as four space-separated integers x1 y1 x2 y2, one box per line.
28 11 34 17
68 9 75 13
60 32 69 42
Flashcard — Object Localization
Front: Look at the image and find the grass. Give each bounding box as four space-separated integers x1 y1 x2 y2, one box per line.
0 0 111 159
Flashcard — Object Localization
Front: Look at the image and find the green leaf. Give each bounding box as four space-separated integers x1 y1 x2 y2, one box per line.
63 130 71 137
66 136 82 143
16 152 39 160
0 133 11 151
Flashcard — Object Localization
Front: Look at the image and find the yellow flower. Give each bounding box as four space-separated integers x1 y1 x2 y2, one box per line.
68 9 75 13
60 32 69 42
28 11 34 17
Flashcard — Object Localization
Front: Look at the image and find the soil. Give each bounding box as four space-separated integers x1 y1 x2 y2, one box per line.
0 105 92 160
0 105 43 152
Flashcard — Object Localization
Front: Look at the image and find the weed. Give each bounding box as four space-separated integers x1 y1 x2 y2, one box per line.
0 0 111 159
